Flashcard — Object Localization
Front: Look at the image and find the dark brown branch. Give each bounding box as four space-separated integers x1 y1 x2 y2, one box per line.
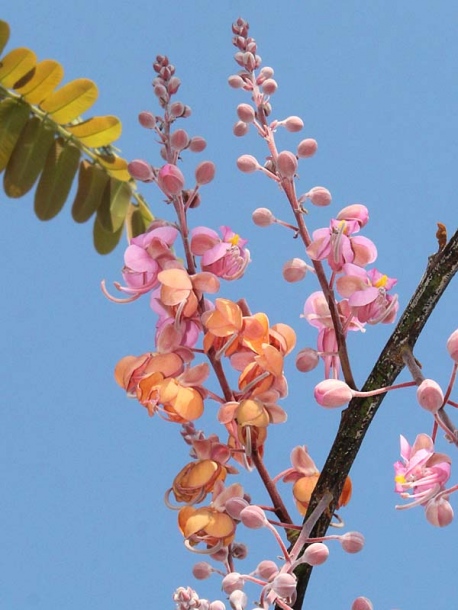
291 227 458 609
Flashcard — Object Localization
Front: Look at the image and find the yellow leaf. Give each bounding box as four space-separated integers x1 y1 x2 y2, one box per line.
39 78 98 124
0 47 37 88
14 59 64 105
66 115 122 147
71 160 109 223
34 137 81 220
93 214 123 255
96 153 131 181
0 98 30 172
4 116 55 198
0 20 10 56
97 176 132 232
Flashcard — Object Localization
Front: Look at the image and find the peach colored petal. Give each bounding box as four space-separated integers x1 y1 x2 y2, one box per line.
236 399 270 427
270 323 296 354
114 353 151 389
255 344 284 377
191 272 220 294
217 402 239 424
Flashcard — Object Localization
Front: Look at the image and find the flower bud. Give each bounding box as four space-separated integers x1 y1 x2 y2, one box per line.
258 66 274 80
417 379 444 413
195 161 216 185
297 138 318 158
231 543 248 560
307 186 332 207
277 150 298 178
209 602 226 610
229 589 247 610
302 542 329 565
283 258 308 283
189 136 207 152
255 560 279 580
352 597 373 610
154 83 168 101
296 348 319 373
446 329 458 363
337 204 369 227
158 163 185 195
192 562 213 579
314 379 353 408
138 111 156 129
233 121 249 137
284 115 304 132
222 573 244 595
252 207 275 227
171 129 190 151
340 531 365 553
167 76 181 94
271 573 297 599
170 101 186 118
225 497 249 520
425 496 454 527
128 159 155 182
262 78 278 95
240 505 266 529
237 154 260 173
228 74 245 89
236 103 255 123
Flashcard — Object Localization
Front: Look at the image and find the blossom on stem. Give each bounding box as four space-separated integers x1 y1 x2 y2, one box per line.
190 226 250 280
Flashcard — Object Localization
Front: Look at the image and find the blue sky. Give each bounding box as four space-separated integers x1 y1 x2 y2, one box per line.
1 2 458 609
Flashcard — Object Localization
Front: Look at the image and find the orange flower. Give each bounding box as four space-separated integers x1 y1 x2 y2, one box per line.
178 505 236 549
172 459 227 504
293 474 352 515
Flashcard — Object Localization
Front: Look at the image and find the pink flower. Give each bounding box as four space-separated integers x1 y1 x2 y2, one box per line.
336 264 398 324
394 434 451 509
190 226 250 280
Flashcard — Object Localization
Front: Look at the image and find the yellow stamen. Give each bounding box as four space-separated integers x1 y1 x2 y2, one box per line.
228 233 240 246
395 474 406 484
374 274 388 288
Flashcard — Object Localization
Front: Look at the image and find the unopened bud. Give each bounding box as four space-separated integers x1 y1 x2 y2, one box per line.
417 379 444 413
222 573 244 595
195 161 216 185
340 531 365 553
236 103 255 123
170 129 190 151
233 121 249 137
262 78 278 95
252 207 275 227
271 573 297 599
256 560 279 580
296 348 319 373
242 52 256 71
231 543 248 560
240 505 266 529
167 76 181 94
314 379 353 408
229 589 247 610
228 74 245 89
138 111 156 129
352 597 373 610
128 159 155 182
283 258 308 282
192 562 213 579
302 542 329 566
277 150 298 178
307 186 332 207
157 163 185 195
237 154 260 173
154 84 168 100
170 101 186 118
446 329 458 363
284 116 304 132
297 138 318 158
189 136 207 152
258 66 274 81
425 496 454 527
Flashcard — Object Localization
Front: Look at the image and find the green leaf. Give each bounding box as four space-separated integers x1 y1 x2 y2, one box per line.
71 160 109 223
0 47 37 88
39 78 98 124
0 20 10 56
96 176 132 232
0 98 30 172
93 214 123 255
14 59 64 105
4 116 55 197
34 137 81 220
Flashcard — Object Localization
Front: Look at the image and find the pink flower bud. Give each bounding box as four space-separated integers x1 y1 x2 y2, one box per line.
228 74 244 89
182 105 192 118
271 573 297 599
446 329 458 363
296 348 319 373
209 602 226 610
158 163 185 195
242 52 256 71
283 258 308 283
277 150 298 178
222 573 244 595
167 76 181 94
252 207 275 227
229 589 247 610
340 531 365 553
425 496 454 527
128 159 155 182
337 204 369 227
189 136 207 152
258 66 274 81
240 505 266 529
236 103 255 123
138 111 156 129
307 186 332 207
192 562 213 580
352 597 373 610
195 161 216 185
170 129 190 151
262 78 278 95
297 138 318 158
417 379 444 413
233 121 249 137
231 543 248 560
256 560 279 580
237 154 260 173
314 379 353 408
302 542 329 565
154 84 168 100
225 497 249 520
170 101 186 118
284 116 304 132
